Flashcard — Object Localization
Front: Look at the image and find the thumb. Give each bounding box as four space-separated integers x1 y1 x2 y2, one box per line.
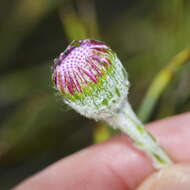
137 164 190 190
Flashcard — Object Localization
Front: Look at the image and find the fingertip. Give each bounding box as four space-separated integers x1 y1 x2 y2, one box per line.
137 164 190 190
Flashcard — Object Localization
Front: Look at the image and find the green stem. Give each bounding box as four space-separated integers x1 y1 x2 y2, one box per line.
106 101 173 169
138 49 190 122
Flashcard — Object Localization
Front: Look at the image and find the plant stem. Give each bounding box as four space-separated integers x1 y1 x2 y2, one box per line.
105 100 173 169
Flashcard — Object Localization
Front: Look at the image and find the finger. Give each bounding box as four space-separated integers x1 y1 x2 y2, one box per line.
147 112 190 163
137 164 190 190
13 112 190 190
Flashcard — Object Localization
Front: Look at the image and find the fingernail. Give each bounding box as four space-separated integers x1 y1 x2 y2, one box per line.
137 164 190 190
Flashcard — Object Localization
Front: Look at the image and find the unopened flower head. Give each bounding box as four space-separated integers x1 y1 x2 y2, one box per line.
52 39 173 168
52 39 129 120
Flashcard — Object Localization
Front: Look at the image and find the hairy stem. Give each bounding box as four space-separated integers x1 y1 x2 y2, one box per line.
105 101 173 169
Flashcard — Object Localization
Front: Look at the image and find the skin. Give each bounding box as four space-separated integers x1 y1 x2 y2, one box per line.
13 112 190 190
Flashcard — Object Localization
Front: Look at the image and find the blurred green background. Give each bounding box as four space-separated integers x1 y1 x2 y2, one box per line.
0 0 190 189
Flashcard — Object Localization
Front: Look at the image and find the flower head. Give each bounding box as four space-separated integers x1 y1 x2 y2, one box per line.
52 39 129 119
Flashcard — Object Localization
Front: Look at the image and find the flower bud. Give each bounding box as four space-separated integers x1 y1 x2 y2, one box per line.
52 39 129 120
52 39 173 169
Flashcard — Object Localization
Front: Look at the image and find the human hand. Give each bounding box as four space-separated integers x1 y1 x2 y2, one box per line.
13 113 190 190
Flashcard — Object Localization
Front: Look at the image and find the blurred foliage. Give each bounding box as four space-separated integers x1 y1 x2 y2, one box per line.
138 48 190 122
0 0 190 189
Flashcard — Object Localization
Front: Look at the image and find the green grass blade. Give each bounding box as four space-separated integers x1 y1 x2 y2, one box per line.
138 49 190 122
